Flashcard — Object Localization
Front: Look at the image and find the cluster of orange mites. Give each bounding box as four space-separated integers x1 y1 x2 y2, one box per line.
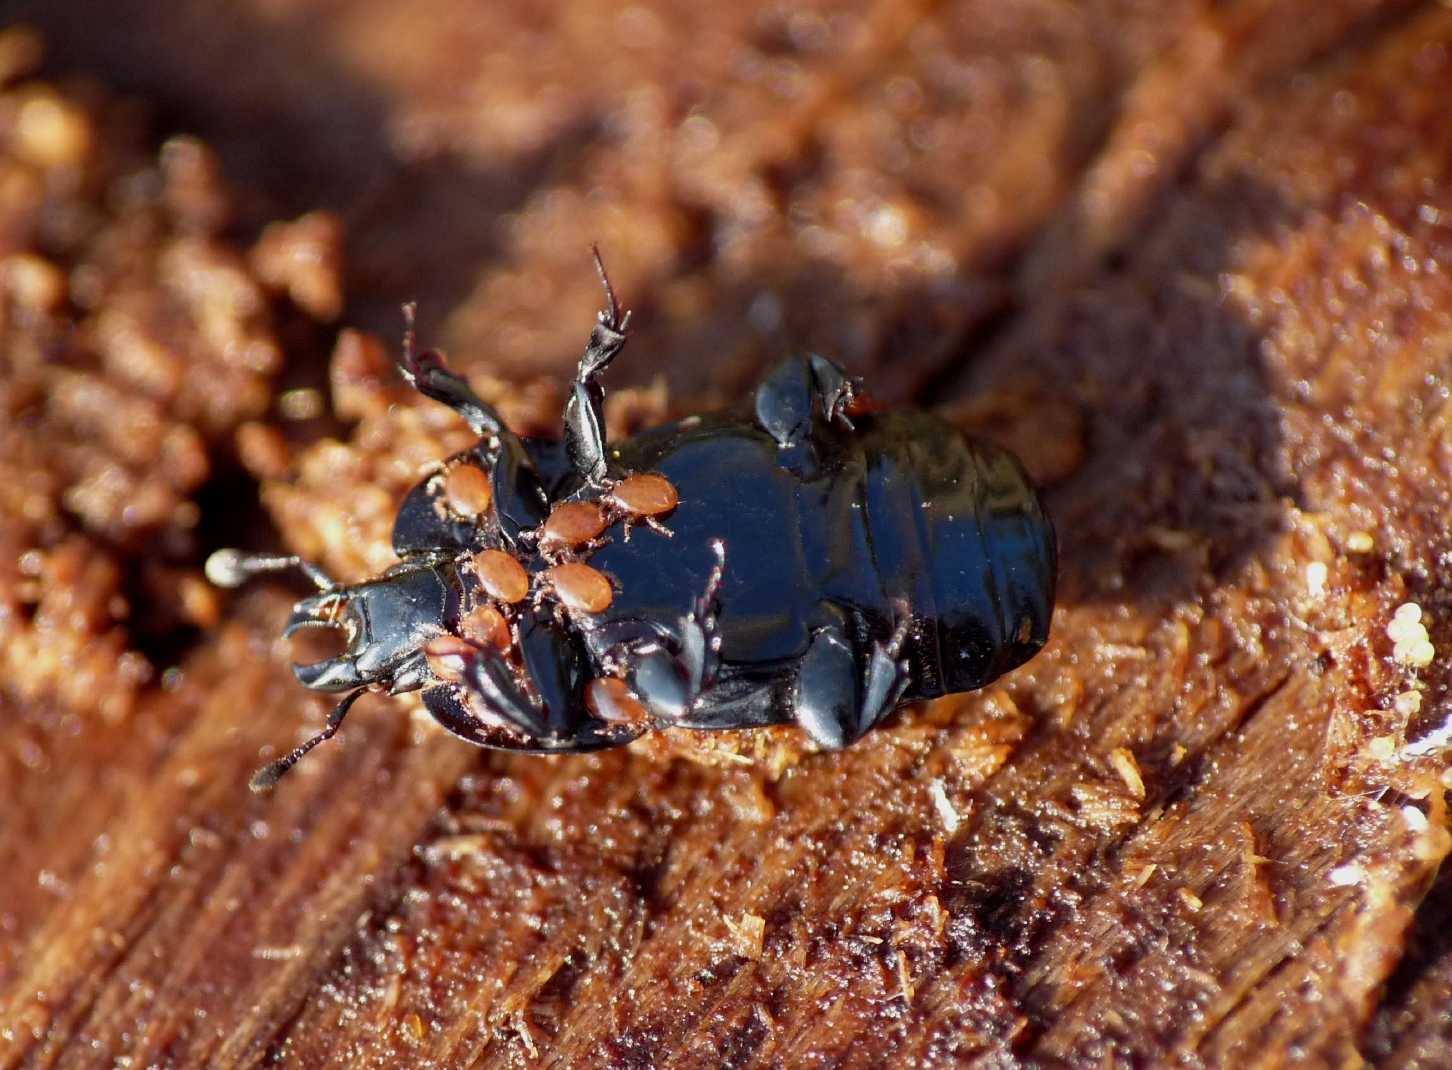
421 462 678 727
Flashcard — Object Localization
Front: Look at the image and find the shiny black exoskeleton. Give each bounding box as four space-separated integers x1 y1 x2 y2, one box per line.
210 257 1056 790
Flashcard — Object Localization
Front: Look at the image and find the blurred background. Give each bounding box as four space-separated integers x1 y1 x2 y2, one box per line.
8 0 1319 402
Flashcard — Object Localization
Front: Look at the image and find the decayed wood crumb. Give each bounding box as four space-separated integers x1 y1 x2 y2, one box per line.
1071 781 1140 831
929 779 963 834
946 700 1031 784
895 948 915 1003
1239 821 1278 926
1387 603 1435 668
1109 747 1147 799
724 912 766 959
1346 531 1375 553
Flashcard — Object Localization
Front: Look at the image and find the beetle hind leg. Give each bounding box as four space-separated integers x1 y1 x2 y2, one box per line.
754 353 863 449
794 604 912 749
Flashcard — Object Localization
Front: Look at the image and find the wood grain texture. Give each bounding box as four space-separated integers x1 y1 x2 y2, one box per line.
4 2 1452 1067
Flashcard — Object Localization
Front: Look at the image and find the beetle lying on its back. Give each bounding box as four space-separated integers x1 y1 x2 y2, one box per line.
209 256 1056 790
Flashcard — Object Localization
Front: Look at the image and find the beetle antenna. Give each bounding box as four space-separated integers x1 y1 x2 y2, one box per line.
206 549 334 591
249 685 369 792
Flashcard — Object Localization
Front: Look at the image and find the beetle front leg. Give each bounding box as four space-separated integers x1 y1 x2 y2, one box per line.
429 608 594 743
422 684 631 753
397 302 512 437
794 604 912 749
562 247 632 485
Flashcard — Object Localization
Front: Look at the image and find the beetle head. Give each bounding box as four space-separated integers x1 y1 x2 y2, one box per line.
285 566 454 691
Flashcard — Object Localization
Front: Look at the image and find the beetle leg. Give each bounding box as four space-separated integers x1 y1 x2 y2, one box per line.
206 549 335 591
397 302 508 437
861 606 913 731
793 605 911 749
678 538 726 696
605 540 726 721
441 608 590 742
460 647 552 738
754 353 863 449
249 685 369 792
488 437 552 547
397 305 552 546
423 684 634 753
563 247 632 485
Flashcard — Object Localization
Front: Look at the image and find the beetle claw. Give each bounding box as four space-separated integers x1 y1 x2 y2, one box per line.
292 655 367 692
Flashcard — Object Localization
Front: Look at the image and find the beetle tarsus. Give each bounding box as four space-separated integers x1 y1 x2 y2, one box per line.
590 243 631 337
680 539 726 693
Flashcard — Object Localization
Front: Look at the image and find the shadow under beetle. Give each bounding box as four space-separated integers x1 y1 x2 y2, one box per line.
209 254 1056 790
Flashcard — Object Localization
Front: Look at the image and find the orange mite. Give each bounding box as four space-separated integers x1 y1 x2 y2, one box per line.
470 549 530 604
458 603 511 651
539 500 608 554
585 677 650 725
607 473 678 518
442 464 492 517
545 562 613 614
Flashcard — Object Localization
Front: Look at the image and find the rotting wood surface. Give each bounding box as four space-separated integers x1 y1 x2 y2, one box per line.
3 2 1452 1067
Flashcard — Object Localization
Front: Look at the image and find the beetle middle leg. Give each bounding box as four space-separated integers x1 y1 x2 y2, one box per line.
596 539 726 722
562 246 632 485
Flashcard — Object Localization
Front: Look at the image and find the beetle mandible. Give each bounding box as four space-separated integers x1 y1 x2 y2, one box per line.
209 253 1056 790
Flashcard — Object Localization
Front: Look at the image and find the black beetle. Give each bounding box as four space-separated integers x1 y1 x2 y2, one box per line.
209 255 1056 790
